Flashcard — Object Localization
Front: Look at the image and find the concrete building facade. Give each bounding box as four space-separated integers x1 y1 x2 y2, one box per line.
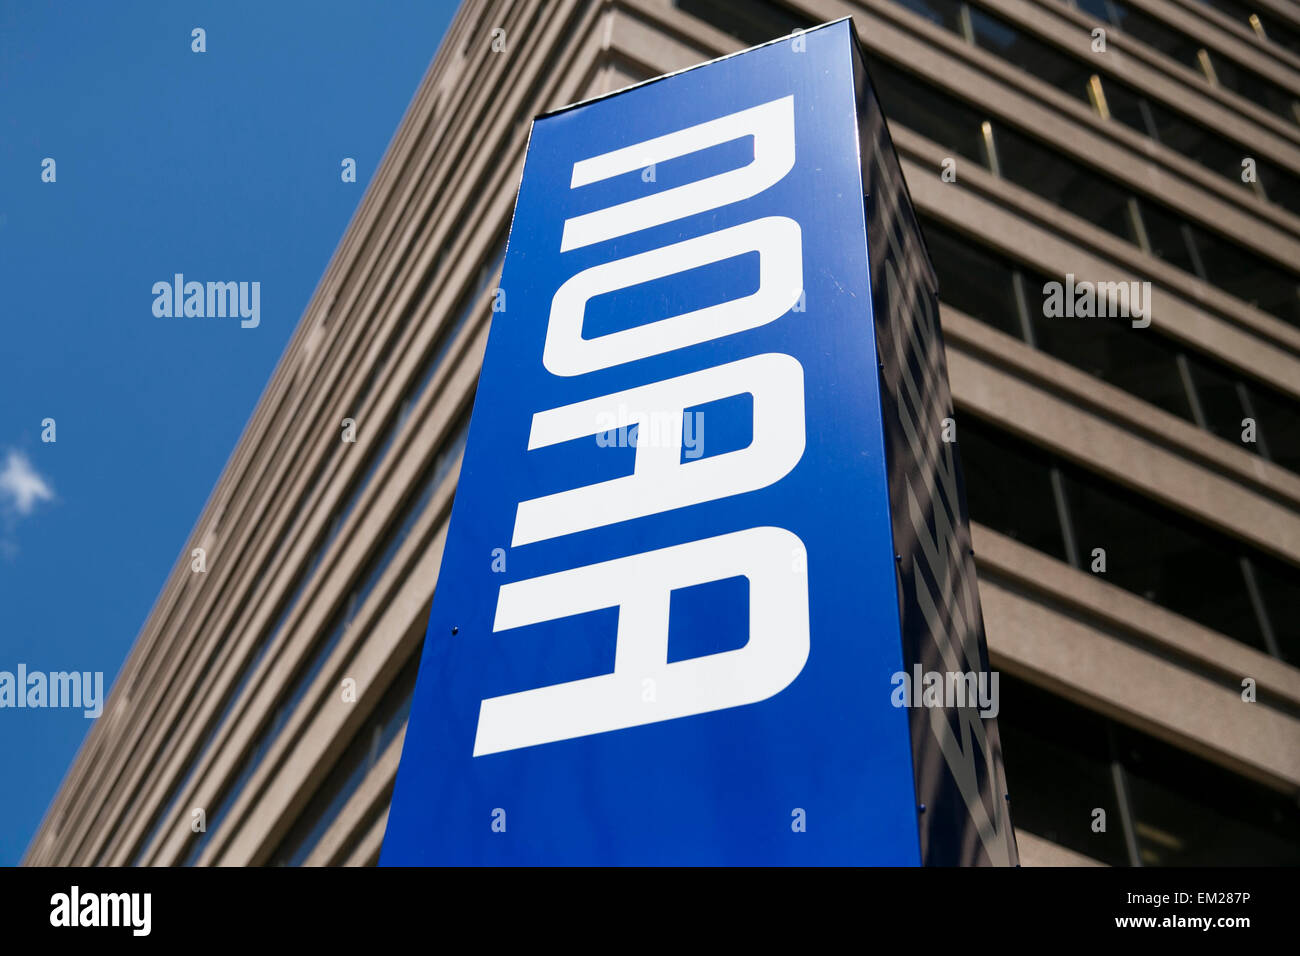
25 0 1300 866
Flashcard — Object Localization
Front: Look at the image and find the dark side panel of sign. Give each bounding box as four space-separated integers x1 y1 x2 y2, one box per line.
383 19 936 865
854 39 1018 865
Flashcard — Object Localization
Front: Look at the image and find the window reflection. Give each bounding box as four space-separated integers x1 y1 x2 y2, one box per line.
999 673 1300 865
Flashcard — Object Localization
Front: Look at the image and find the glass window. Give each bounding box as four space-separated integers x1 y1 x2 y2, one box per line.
1115 721 1300 864
1190 0 1256 27
893 0 965 33
271 653 420 866
1099 73 1300 216
1104 0 1206 70
1029 307 1196 421
993 123 1137 242
968 6 1093 101
1256 14 1300 57
1096 74 1159 139
954 419 1069 560
1059 461 1270 651
1250 556 1300 665
963 417 1294 656
1186 227 1300 326
1184 351 1248 442
1246 382 1300 474
889 0 1300 215
1072 0 1112 21
866 39 1300 331
998 675 1132 865
1207 54 1300 124
1259 157 1300 216
1000 672 1300 865
919 217 1024 337
869 61 990 164
1136 90 1246 182
1133 199 1202 277
920 225 1300 483
672 0 814 45
1071 0 1300 123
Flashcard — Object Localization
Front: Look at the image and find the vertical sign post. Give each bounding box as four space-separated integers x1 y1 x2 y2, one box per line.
382 18 1017 865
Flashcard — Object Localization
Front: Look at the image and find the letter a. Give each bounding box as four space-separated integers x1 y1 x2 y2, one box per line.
474 527 810 755
513 353 805 546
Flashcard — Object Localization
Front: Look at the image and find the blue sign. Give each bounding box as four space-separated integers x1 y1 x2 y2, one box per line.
382 18 1015 865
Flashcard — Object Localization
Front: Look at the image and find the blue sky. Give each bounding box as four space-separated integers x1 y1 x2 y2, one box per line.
0 0 458 866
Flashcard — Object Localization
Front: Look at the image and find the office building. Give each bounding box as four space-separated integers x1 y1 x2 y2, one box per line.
25 0 1300 866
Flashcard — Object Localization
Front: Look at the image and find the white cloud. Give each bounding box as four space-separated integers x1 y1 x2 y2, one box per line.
0 449 54 516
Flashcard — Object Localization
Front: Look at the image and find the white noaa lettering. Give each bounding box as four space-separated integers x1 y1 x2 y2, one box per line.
512 353 805 546
546 216 802 377
560 95 795 251
474 527 809 756
476 93 806 755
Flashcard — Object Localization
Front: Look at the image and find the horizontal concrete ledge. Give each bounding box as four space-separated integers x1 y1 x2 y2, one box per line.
950 350 1300 568
974 523 1300 709
1016 828 1106 866
942 307 1300 512
975 526 1300 792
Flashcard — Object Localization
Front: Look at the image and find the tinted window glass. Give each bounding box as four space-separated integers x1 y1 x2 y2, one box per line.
954 420 1068 559
1073 0 1111 21
1001 672 1300 866
964 417 1293 654
672 0 813 45
1191 0 1254 25
1247 383 1300 474
1261 159 1300 215
1250 557 1300 665
1059 464 1268 651
1209 54 1299 123
1116 721 1300 864
272 654 419 866
1184 351 1247 443
1187 228 1300 326
865 41 1300 330
998 676 1131 865
1142 94 1242 177
994 123 1137 242
1106 0 1205 69
870 61 989 163
1098 75 1158 139
1074 0 1300 122
968 7 1093 101
1257 14 1300 57
894 0 964 33
1133 200 1202 277
1099 73 1300 215
918 224 1300 481
920 218 1024 337
1030 309 1195 421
